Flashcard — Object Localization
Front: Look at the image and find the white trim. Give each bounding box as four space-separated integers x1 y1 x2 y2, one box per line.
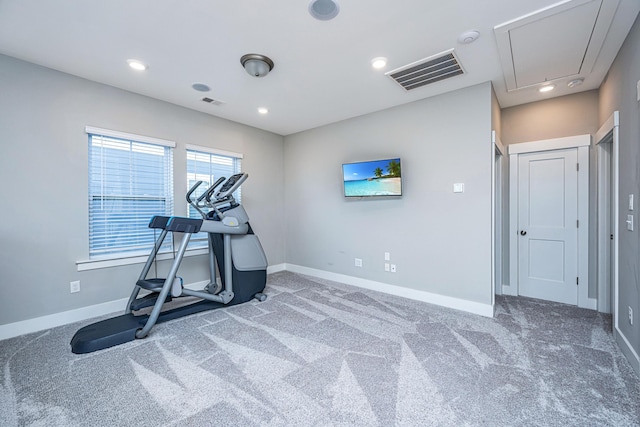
595 111 619 143
508 134 590 155
185 144 244 159
595 112 619 314
267 263 286 274
509 152 519 297
0 297 128 341
492 130 506 155
285 264 495 317
85 126 176 148
76 248 208 271
577 145 590 308
492 131 504 297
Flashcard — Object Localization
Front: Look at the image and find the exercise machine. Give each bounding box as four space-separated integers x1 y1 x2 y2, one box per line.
71 173 267 354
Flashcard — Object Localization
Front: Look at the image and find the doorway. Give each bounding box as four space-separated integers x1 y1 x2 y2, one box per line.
508 135 594 309
596 111 619 318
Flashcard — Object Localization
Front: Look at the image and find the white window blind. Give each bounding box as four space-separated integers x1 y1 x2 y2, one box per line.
88 130 174 258
186 146 242 247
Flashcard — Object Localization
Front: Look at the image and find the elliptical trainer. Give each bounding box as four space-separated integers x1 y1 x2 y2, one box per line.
70 173 267 354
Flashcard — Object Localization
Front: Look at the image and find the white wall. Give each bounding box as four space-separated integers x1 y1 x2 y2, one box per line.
0 54 285 326
284 83 494 306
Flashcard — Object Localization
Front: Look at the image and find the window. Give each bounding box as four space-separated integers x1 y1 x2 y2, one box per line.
87 127 175 258
186 145 242 247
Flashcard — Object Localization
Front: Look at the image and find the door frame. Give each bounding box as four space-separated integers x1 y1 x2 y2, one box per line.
492 131 505 298
506 135 594 309
595 111 619 316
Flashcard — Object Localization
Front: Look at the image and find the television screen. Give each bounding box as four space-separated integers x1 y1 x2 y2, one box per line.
342 158 402 197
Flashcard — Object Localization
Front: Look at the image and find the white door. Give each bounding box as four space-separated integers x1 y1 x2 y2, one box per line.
518 148 578 305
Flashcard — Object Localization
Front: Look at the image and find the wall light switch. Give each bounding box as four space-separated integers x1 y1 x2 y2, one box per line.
627 215 634 231
453 183 464 193
637 80 640 102
384 252 390 261
629 194 634 211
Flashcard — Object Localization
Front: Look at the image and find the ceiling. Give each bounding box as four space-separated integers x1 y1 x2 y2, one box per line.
0 0 638 136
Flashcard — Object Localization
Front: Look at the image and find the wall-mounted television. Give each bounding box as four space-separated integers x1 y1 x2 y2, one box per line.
342 158 402 197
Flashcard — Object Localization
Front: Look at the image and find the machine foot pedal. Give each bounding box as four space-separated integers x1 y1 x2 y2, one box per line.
130 293 172 311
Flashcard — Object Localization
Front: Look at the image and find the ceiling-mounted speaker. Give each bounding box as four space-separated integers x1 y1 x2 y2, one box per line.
309 0 340 21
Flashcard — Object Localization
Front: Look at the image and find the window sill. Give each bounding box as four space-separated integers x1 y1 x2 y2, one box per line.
76 247 209 272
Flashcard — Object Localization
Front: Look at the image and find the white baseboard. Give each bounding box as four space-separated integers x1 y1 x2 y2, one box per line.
615 326 640 376
0 297 128 341
267 263 286 274
285 264 494 318
0 265 289 342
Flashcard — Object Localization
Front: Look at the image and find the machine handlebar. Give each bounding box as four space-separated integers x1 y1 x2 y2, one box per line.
186 180 203 204
203 176 226 203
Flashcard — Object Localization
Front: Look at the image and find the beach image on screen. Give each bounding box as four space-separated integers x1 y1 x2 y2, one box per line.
343 158 402 197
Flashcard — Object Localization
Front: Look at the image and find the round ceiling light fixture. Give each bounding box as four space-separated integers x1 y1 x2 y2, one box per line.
240 54 274 77
258 107 269 115
371 57 388 69
567 78 585 88
539 84 556 93
127 59 148 71
309 0 340 21
191 83 211 92
457 30 480 44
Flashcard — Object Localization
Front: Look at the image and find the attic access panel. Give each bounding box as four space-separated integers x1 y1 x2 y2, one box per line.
494 0 620 91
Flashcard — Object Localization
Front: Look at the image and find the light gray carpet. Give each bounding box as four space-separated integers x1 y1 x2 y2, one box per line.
1 271 639 426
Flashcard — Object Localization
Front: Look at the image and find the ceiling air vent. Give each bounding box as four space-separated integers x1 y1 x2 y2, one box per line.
386 49 464 91
201 97 225 106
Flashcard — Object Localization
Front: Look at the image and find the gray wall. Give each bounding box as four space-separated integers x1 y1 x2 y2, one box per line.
599 15 640 368
284 83 494 305
0 54 285 325
501 91 600 301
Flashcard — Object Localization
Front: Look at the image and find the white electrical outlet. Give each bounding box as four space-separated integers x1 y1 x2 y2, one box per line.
390 264 397 273
384 252 390 261
629 306 634 325
70 280 81 293
384 263 390 272
355 258 362 267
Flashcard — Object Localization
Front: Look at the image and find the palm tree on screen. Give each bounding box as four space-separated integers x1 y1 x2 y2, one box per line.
386 160 401 177
374 167 383 178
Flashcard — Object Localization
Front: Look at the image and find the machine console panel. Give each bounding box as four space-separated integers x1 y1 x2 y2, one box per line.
214 173 248 200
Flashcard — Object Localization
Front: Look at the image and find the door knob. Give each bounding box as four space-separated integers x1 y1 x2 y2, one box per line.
520 230 527 236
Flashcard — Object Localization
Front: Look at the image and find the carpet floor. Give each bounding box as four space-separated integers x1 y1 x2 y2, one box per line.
1 271 639 426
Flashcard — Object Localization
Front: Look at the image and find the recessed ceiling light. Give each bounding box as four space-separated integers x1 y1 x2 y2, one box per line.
371 57 387 69
539 84 555 93
192 83 211 92
258 107 269 114
308 0 340 21
127 59 147 71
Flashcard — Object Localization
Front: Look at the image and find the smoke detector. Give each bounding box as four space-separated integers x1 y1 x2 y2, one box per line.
458 30 480 44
